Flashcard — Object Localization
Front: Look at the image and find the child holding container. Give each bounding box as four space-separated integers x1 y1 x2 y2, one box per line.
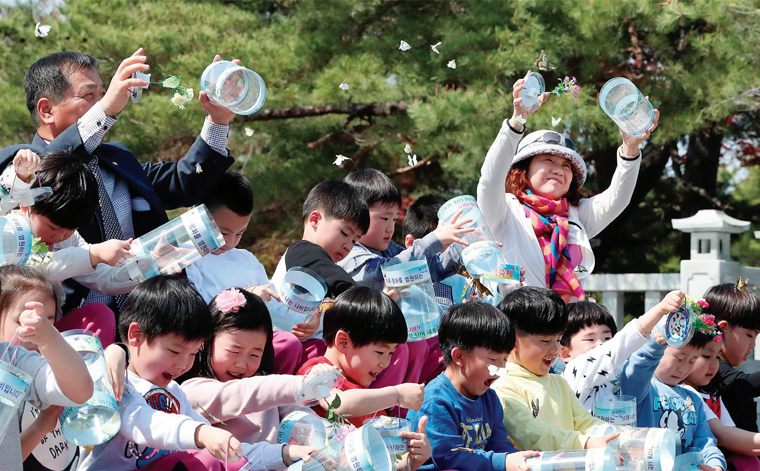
407 302 539 471
622 308 726 471
558 291 684 411
339 169 472 387
180 287 337 448
185 170 308 375
477 73 659 301
78 275 304 471
0 265 93 471
492 286 618 451
683 331 760 471
296 286 431 471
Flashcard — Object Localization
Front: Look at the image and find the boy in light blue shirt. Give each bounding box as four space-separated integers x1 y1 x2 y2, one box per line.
622 312 726 470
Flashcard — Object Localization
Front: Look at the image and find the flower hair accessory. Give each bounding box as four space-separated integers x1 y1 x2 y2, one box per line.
216 288 246 314
694 312 722 343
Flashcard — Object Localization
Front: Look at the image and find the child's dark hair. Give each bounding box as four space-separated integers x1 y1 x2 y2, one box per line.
118 275 213 342
30 151 98 229
323 286 407 347
703 283 760 331
0 265 57 321
302 180 370 234
560 302 618 346
498 286 567 335
687 329 721 350
403 194 447 240
184 289 275 380
343 168 402 208
204 171 253 217
439 302 515 365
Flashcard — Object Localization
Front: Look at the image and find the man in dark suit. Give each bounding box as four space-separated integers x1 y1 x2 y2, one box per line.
0 48 240 312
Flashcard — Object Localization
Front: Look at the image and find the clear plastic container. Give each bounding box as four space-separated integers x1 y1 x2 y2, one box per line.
128 204 225 281
1 187 53 212
438 196 509 279
271 267 328 332
526 448 617 471
130 71 151 103
673 451 703 471
59 330 121 446
278 411 328 448
599 78 656 136
593 395 637 426
363 417 412 461
589 425 678 471
287 425 392 471
381 259 440 342
0 213 34 265
520 71 546 109
295 370 343 407
0 360 32 446
200 61 267 115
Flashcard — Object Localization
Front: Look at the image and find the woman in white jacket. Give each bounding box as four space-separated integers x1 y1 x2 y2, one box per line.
477 74 659 302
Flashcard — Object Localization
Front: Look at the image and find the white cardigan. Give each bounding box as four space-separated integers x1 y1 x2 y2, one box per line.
476 120 641 292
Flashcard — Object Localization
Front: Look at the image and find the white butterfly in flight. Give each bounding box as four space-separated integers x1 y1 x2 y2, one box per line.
35 22 51 38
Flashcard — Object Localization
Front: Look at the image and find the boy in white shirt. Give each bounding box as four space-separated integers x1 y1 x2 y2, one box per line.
185 171 305 375
558 290 684 410
79 275 305 471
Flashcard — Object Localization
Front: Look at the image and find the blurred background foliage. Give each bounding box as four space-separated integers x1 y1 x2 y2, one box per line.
2 0 760 299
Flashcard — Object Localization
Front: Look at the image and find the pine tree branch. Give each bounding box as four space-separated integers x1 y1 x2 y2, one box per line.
387 156 434 176
242 101 409 122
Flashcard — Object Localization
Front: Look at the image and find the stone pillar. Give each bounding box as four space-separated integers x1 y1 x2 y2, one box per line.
603 291 625 328
672 210 750 297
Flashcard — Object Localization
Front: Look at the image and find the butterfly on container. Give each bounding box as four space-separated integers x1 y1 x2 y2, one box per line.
735 275 749 292
534 50 556 71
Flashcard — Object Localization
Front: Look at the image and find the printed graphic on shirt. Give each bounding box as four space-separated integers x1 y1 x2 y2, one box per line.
124 388 182 468
459 416 493 450
20 402 78 471
531 398 540 418
655 394 696 438
703 394 722 419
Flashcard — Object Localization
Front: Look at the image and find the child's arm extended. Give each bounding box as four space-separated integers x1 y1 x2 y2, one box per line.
20 406 61 460
477 74 546 231
318 383 424 417
339 216 473 286
708 418 760 455
18 302 94 404
618 332 667 403
564 291 683 398
0 151 41 211
183 365 336 422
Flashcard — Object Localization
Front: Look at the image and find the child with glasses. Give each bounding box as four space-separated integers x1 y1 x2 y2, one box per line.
477 73 660 302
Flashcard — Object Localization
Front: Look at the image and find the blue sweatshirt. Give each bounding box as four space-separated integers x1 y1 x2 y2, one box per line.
622 339 726 470
407 372 518 471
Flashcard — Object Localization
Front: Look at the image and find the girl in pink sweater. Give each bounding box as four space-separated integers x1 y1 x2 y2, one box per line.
180 288 334 451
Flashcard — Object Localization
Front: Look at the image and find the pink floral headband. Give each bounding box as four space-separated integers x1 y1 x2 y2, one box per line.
695 312 722 343
216 288 246 314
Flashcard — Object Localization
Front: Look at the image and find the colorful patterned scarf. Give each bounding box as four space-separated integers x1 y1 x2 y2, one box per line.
518 190 585 302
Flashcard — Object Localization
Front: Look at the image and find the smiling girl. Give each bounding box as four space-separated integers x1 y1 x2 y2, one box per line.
179 288 327 466
478 73 659 301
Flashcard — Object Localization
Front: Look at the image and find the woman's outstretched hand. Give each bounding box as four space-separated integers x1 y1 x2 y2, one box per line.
510 71 549 131
620 98 659 157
